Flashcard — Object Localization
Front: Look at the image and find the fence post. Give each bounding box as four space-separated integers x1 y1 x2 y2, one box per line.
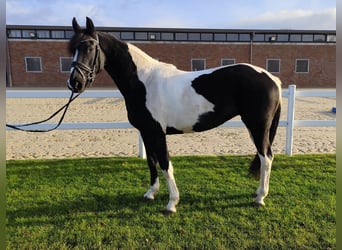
285 85 296 156
138 133 146 159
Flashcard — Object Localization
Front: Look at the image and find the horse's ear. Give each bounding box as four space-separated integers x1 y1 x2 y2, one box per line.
86 17 95 35
72 17 81 33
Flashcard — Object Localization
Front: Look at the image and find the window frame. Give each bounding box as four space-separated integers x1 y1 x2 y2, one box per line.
191 58 206 71
60 57 73 73
266 59 281 73
221 58 236 66
25 57 42 73
295 59 310 73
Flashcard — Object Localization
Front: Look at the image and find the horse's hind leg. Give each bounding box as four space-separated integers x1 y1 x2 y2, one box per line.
255 152 273 206
243 119 274 206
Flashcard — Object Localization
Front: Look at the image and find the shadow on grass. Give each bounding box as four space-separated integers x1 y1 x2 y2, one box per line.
8 188 259 227
8 154 335 226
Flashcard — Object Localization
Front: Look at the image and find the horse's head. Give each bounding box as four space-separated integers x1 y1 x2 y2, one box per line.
67 17 104 93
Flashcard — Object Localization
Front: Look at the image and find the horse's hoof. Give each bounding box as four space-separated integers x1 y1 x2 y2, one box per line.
162 209 176 216
143 196 154 202
253 201 265 207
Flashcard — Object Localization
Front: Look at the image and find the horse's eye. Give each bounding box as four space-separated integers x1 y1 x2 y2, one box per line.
86 44 95 53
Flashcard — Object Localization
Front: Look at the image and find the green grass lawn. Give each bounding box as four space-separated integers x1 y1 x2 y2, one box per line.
6 154 335 249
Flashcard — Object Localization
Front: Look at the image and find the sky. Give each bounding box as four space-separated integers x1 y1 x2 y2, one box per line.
6 0 336 30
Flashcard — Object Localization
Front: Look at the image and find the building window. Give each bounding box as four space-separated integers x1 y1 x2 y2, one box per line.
51 30 65 39
302 34 314 42
221 59 235 66
277 34 289 42
109 32 120 39
290 34 301 42
191 59 206 71
120 32 134 40
135 32 147 40
37 30 50 38
295 59 309 73
25 57 42 72
65 31 74 39
253 34 265 42
327 34 336 42
22 30 36 39
314 34 325 42
188 33 200 41
201 33 213 41
266 59 280 73
60 57 73 73
8 29 22 38
148 32 160 40
175 33 187 41
161 32 174 40
239 33 251 41
227 33 239 41
265 34 277 42
214 33 226 41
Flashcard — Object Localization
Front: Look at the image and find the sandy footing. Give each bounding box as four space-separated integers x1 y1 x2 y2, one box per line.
6 91 336 160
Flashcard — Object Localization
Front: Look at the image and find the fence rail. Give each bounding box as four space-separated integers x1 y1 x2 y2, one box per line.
6 85 336 156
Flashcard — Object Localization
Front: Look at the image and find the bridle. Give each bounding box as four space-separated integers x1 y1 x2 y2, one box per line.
6 36 102 133
71 34 101 88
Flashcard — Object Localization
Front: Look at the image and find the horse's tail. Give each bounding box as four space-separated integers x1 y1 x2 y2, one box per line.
249 102 281 177
269 102 281 146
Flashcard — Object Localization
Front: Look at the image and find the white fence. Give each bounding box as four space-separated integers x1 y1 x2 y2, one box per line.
6 85 336 157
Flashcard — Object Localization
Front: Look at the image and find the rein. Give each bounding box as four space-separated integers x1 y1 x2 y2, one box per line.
6 36 101 133
6 92 80 132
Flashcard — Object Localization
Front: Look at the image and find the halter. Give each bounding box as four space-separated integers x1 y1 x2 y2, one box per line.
71 35 101 88
5 36 101 132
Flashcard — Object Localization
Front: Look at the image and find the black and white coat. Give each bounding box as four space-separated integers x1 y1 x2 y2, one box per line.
68 18 282 213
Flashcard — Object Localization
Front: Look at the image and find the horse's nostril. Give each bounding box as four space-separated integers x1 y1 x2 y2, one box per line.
67 79 83 93
75 81 82 90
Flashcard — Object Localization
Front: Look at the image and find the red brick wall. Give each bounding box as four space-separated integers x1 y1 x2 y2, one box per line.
8 40 336 88
9 40 71 87
251 44 336 87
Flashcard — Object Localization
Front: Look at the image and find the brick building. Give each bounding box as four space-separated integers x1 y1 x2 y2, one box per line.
6 25 336 88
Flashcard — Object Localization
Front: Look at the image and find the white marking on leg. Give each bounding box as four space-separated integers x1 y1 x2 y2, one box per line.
144 177 160 200
255 153 273 206
162 161 179 212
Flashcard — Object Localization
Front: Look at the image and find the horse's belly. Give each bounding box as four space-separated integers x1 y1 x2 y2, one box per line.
165 98 215 133
166 110 234 134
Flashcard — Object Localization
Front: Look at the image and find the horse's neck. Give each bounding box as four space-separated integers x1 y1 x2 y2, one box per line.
127 43 180 83
127 43 158 83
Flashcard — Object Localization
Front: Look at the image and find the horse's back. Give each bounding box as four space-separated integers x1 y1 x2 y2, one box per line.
189 63 282 132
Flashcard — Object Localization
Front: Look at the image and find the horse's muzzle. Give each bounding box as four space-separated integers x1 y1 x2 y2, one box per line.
67 79 85 93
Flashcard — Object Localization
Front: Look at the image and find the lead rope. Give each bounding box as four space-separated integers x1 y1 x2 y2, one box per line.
6 91 80 132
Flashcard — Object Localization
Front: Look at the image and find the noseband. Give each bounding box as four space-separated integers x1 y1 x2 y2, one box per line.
71 35 101 87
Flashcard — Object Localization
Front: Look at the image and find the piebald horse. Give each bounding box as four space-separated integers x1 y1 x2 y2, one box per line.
68 17 282 213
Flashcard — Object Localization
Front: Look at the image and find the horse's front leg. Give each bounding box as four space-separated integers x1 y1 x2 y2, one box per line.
160 160 179 213
141 131 179 213
143 152 160 200
154 141 179 213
